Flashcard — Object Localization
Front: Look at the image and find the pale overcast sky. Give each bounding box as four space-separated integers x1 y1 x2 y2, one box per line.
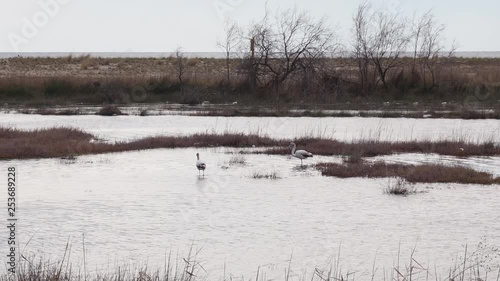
0 0 498 52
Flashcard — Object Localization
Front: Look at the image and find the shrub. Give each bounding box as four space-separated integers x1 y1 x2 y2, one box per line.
80 55 97 70
97 105 123 116
44 80 74 97
384 178 418 195
229 154 246 165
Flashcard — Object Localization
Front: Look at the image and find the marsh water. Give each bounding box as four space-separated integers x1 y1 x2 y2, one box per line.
1 113 500 279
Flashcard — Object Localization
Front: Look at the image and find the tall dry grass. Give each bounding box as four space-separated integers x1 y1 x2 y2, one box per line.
1 127 499 160
1 56 499 106
0 127 280 160
316 161 500 185
263 137 500 158
3 244 500 281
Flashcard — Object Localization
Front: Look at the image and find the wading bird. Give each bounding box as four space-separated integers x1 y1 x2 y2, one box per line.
196 153 206 176
289 142 313 166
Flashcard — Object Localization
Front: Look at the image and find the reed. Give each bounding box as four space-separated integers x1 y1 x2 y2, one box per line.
1 56 500 108
316 161 500 185
384 178 419 195
250 170 280 180
1 127 499 160
4 244 500 281
228 154 247 165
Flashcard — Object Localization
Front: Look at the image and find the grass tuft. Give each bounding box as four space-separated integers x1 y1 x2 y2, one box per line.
250 170 280 180
384 178 419 195
228 154 246 165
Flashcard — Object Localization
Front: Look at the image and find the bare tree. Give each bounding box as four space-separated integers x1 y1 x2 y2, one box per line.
352 3 410 90
174 47 187 84
352 3 373 94
247 7 338 91
217 18 242 83
411 11 448 89
370 9 409 88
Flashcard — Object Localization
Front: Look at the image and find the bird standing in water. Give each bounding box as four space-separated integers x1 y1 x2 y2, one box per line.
289 142 313 166
196 153 206 176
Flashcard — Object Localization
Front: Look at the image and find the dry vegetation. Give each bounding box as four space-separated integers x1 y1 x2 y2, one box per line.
3 244 500 281
250 170 281 180
189 107 500 119
316 161 500 185
262 138 500 158
384 178 419 195
228 154 247 165
0 127 278 160
1 56 499 109
1 6 499 109
1 127 499 160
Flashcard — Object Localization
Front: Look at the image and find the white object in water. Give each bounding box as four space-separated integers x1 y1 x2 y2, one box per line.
196 153 206 176
289 142 313 166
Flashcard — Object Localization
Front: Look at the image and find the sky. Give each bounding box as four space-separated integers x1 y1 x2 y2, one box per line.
0 0 499 53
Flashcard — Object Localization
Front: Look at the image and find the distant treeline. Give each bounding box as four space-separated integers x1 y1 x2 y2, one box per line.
0 4 499 106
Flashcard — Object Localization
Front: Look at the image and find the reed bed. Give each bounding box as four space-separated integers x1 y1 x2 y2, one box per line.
0 127 279 160
1 127 499 160
263 137 499 158
316 161 500 185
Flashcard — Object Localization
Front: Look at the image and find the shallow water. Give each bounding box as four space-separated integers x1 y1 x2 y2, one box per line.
1 113 499 143
2 148 500 279
1 114 500 279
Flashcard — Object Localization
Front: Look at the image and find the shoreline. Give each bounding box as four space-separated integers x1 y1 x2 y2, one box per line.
3 103 500 119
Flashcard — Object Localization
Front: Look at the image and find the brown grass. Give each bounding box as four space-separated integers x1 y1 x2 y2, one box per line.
250 170 281 180
384 178 419 195
262 138 500 158
1 127 498 160
1 56 500 107
80 55 98 70
316 161 500 185
0 127 279 160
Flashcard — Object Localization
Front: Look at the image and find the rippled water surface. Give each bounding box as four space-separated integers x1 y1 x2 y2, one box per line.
1 114 500 279
1 113 499 142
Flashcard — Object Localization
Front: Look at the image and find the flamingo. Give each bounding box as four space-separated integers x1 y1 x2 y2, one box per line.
289 142 313 166
196 153 206 176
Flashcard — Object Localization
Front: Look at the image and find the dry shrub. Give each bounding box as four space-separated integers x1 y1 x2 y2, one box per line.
229 154 246 165
80 55 97 70
384 178 418 195
97 105 123 116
